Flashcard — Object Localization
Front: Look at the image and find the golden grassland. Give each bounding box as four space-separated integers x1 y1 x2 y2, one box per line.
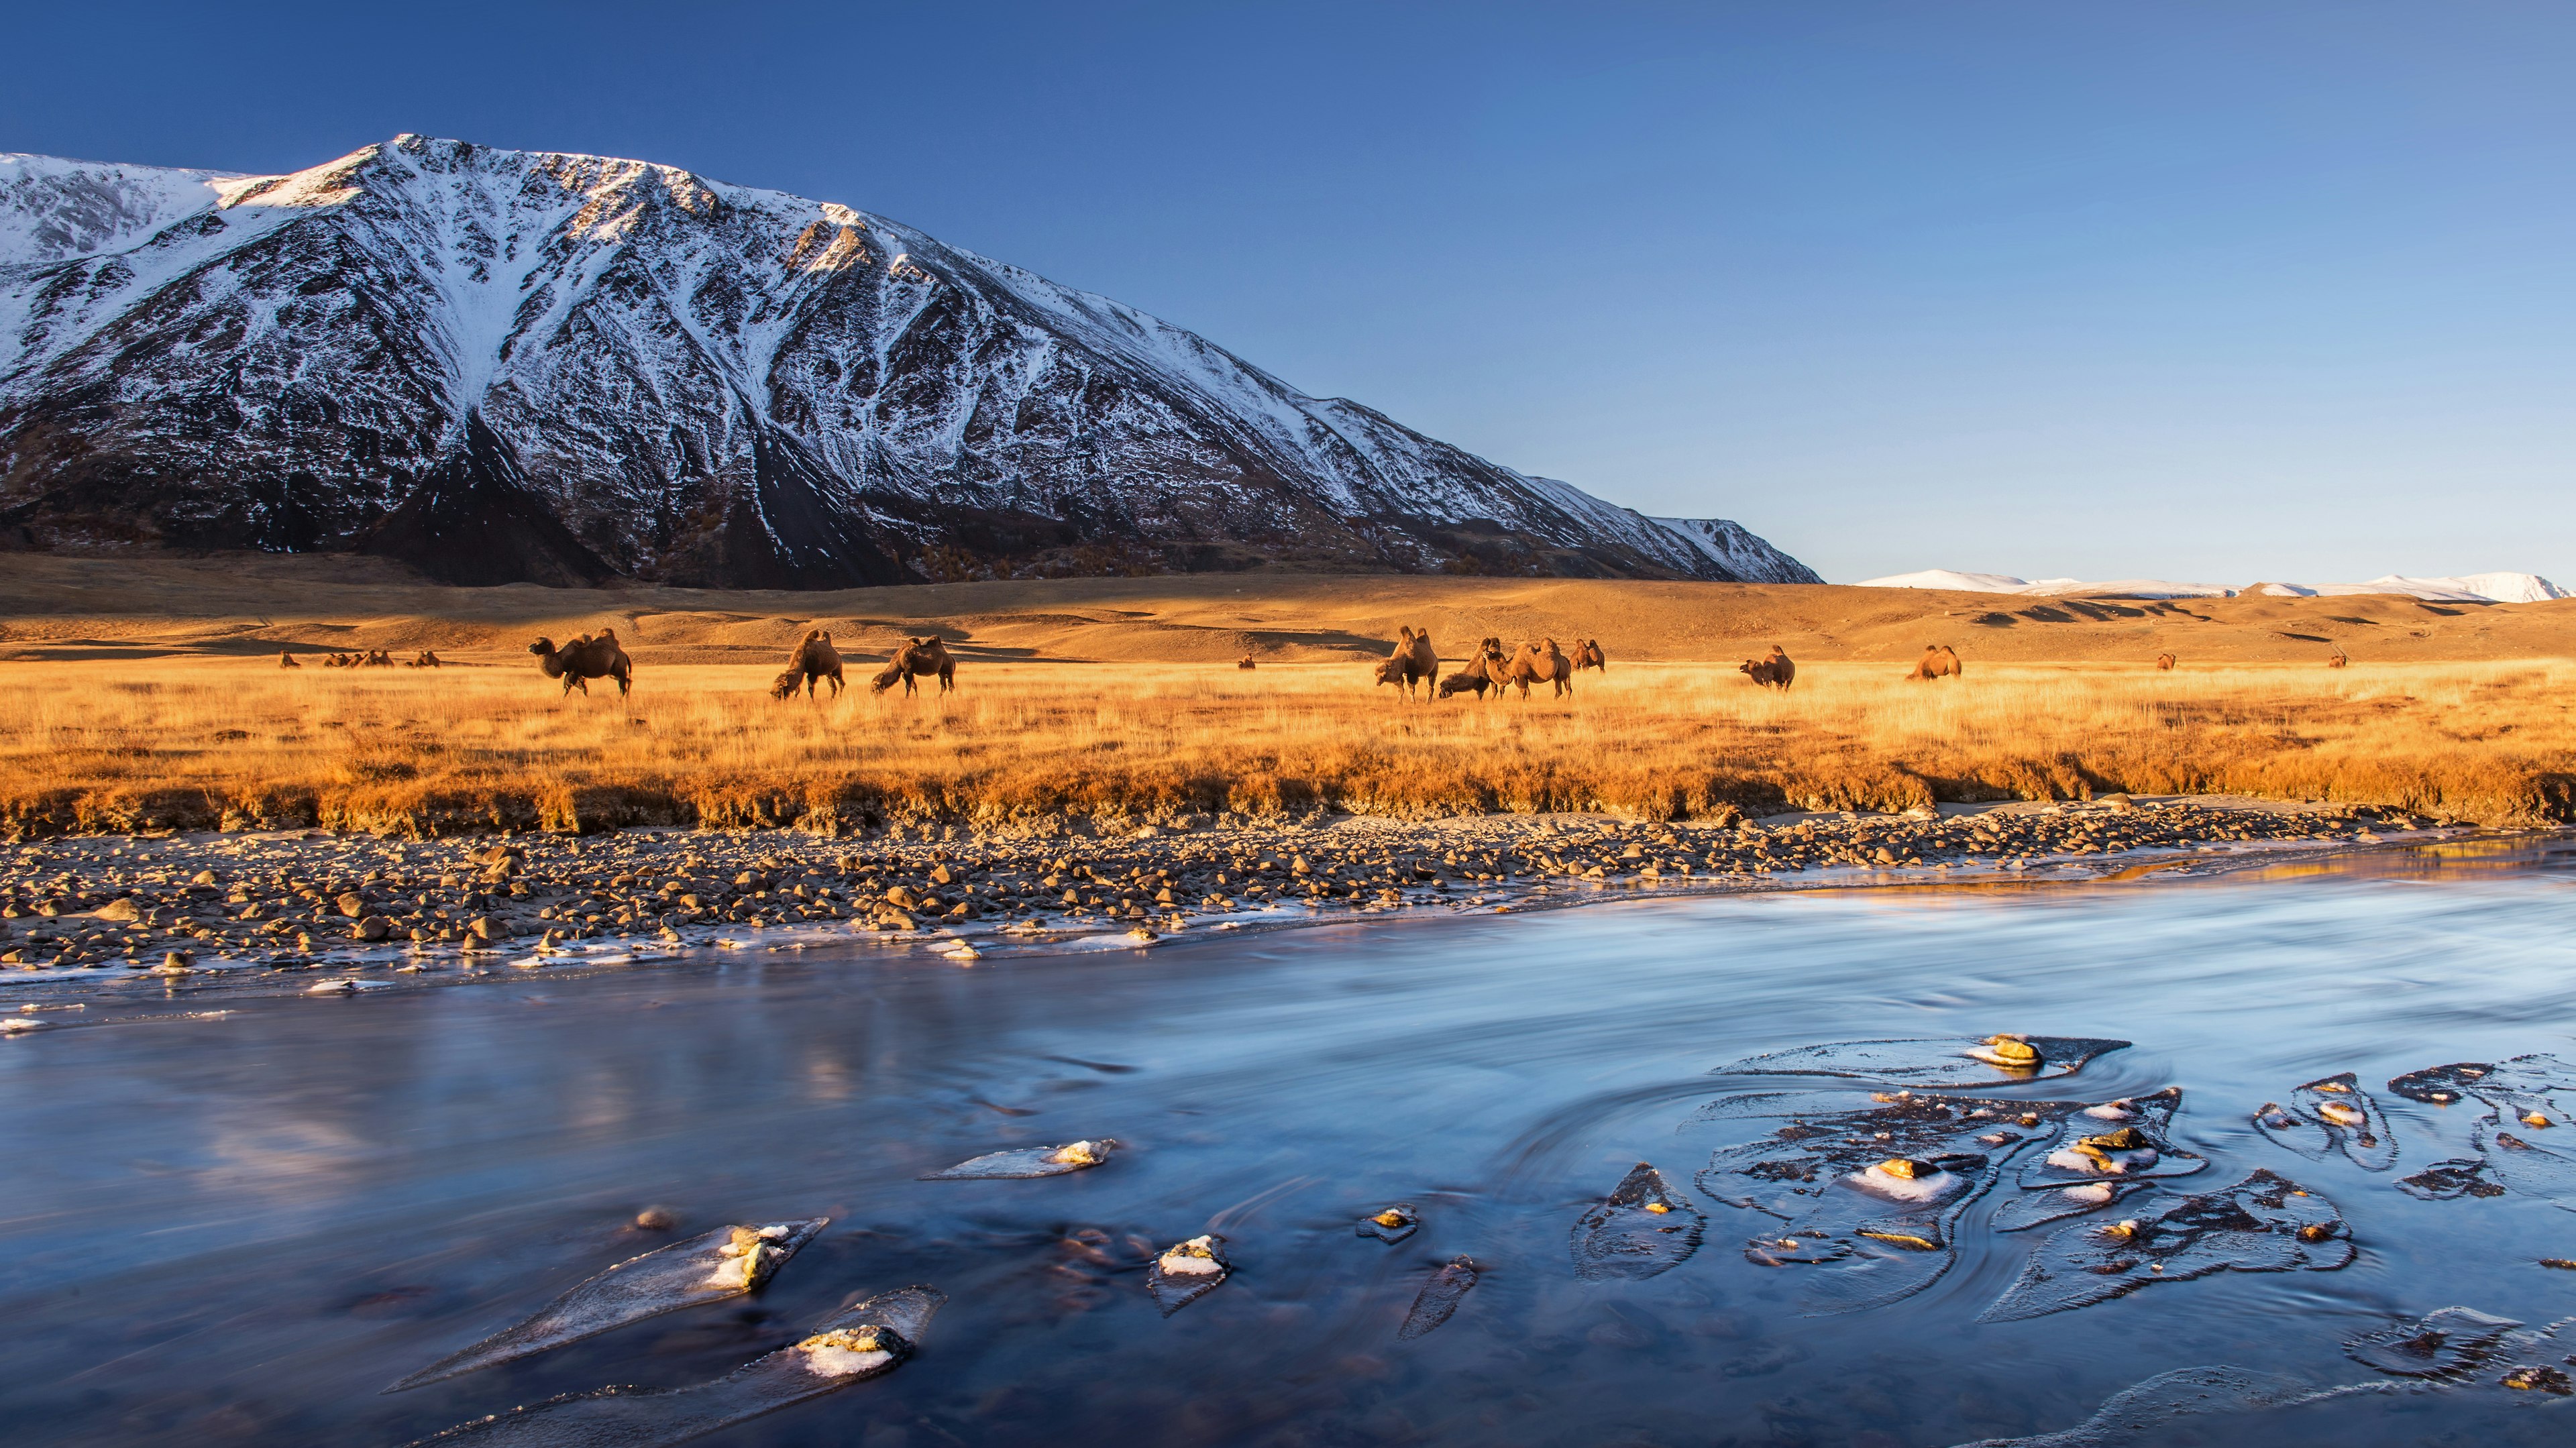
3 655 2571 836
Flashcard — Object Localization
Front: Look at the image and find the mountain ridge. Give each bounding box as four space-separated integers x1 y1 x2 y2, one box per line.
0 136 1818 590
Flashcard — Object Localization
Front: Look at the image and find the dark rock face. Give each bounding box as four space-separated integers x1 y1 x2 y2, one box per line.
1 137 1819 588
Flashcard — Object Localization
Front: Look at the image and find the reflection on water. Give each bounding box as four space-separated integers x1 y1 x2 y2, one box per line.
5 839 2576 1446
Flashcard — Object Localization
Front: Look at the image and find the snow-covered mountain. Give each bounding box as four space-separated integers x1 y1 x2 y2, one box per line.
0 137 1813 589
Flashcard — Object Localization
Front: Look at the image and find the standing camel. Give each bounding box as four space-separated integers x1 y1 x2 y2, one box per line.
773 630 845 700
873 636 957 695
1503 638 1574 700
1374 626 1440 700
529 630 633 697
1573 639 1607 673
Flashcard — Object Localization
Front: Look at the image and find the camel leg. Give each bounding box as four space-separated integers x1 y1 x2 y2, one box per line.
616 671 631 698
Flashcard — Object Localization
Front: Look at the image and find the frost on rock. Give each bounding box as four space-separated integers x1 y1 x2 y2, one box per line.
1711 1036 2129 1087
920 1138 1116 1180
387 1219 826 1391
2252 1071 2397 1170
1356 1203 1419 1243
408 1286 943 1448
1700 1089 2094 1313
1943 1366 2369 1447
2388 1054 2576 1209
1146 1234 1230 1316
1396 1256 1478 1341
1570 1162 1703 1282
1978 1170 2349 1323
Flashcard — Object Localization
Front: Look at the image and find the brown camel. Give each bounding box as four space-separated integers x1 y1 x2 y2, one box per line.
873 636 956 695
2328 647 2349 669
2154 652 2177 671
403 650 443 669
1503 638 1574 700
1374 626 1439 701
1907 645 1964 681
1739 645 1796 691
1236 655 1256 671
1438 650 1499 699
777 630 844 699
1573 638 1607 673
279 650 300 669
529 630 633 697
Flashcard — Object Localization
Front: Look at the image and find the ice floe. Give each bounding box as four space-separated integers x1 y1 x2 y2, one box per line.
407 1286 942 1447
920 1138 1118 1180
2388 1054 2576 1207
1570 1161 1703 1281
1147 1233 1230 1315
1979 1169 2349 1323
386 1219 826 1390
2251 1070 2397 1170
1396 1256 1477 1340
1355 1203 1419 1243
1711 1034 2130 1087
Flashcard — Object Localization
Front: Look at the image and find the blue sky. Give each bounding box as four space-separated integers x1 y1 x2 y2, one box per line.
9 1 2571 584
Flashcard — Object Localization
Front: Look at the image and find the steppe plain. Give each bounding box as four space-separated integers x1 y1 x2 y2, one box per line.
0 553 2569 983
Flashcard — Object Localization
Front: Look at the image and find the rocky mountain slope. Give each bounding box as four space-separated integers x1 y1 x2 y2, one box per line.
0 137 1817 589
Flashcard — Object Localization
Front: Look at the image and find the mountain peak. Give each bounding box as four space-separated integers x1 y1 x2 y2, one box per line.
0 139 1812 589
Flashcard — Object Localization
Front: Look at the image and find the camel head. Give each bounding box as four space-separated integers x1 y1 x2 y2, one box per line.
529 637 556 657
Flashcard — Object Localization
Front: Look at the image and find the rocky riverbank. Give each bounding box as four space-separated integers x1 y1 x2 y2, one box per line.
0 797 2494 1007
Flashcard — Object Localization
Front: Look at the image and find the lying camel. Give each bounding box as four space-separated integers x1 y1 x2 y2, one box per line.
279 650 301 669
2328 647 2349 669
530 630 633 698
1438 649 1499 700
1574 638 1607 673
1503 638 1574 700
403 650 442 669
774 630 844 700
1374 625 1439 701
2154 652 2177 672
1907 645 1964 681
1237 655 1256 671
872 636 956 695
1739 645 1795 691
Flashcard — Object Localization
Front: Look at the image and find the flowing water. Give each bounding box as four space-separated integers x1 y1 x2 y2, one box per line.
9 840 2576 1447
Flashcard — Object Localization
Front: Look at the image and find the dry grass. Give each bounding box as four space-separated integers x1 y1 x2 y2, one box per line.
4 655 2573 836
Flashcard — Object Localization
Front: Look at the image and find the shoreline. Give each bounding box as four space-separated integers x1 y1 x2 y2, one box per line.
0 796 2549 1015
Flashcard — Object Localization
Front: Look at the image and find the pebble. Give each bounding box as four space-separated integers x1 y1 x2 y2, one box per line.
0 800 2451 985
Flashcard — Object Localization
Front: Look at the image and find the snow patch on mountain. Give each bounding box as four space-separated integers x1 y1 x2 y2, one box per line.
1862 569 2567 604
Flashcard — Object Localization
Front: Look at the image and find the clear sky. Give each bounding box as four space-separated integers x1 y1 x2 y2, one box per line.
7 1 2571 585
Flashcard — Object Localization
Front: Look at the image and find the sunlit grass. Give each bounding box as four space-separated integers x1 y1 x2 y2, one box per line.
3 656 2572 834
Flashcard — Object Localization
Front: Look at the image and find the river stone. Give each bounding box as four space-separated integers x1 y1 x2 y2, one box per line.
95 899 138 922
356 915 392 941
335 891 368 917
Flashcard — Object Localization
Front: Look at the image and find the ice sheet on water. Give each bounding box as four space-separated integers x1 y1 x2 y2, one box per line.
2252 1071 2397 1170
1979 1169 2349 1323
2469 1119 2576 1208
2014 1089 2204 1188
2398 1158 2506 1200
408 1286 943 1447
920 1138 1116 1179
2345 1307 2529 1380
1943 1366 2351 1447
1570 1162 1703 1281
1397 1256 1477 1340
387 1220 826 1391
1711 1035 2129 1087
1146 1234 1230 1315
1990 1179 2157 1234
1355 1203 1419 1243
2387 1054 2576 1117
1699 1090 2039 1311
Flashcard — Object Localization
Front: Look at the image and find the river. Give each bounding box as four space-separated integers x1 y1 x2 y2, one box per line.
7 839 2576 1446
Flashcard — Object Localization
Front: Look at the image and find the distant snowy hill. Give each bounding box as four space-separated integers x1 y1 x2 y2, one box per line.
0 138 1813 589
1858 569 2566 604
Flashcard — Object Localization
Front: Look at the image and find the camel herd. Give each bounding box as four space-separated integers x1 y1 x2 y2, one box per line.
280 649 440 669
